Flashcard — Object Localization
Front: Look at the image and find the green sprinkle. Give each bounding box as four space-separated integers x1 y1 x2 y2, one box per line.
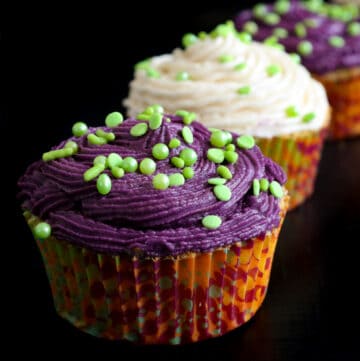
93 155 107 165
87 133 107 145
237 85 251 95
207 148 225 163
182 33 198 48
243 21 258 35
202 215 222 229
224 131 233 145
210 22 235 38
183 167 194 179
33 222 51 239
208 178 226 185
136 113 152 121
217 165 232 180
107 153 123 168
198 31 207 40
171 157 185 169
210 131 228 148
253 3 267 18
269 180 283 198
237 32 252 44
328 36 345 48
175 110 196 125
130 122 148 137
182 126 194 144
146 68 160 78
105 112 123 128
304 18 318 28
176 71 190 81
152 143 169 160
274 0 290 14
122 157 138 173
226 144 236 151
64 141 78 153
169 138 181 149
139 158 156 175
252 179 260 196
213 184 232 201
152 173 170 190
237 135 255 150
234 63 246 71
95 129 115 141
150 104 164 114
348 22 360 36
218 54 235 63
224 151 238 164
297 40 313 56
83 163 105 182
264 36 279 46
72 122 88 137
179 148 198 166
264 13 280 25
42 148 73 162
260 178 269 191
169 173 185 187
295 23 307 38
273 27 288 38
149 113 163 130
266 64 281 77
135 59 150 71
290 53 301 64
111 167 125 178
302 112 316 123
285 105 299 118
97 173 112 195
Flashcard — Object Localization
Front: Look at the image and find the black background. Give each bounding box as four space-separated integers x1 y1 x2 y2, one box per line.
6 1 360 359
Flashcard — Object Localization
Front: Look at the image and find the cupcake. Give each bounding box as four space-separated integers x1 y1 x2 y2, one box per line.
124 22 330 209
234 0 360 139
18 106 288 344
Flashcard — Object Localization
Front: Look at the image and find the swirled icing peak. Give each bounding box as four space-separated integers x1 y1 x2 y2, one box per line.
234 0 360 74
18 107 286 257
124 22 329 138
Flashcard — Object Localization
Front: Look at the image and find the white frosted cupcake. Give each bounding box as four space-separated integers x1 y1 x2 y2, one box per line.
124 22 330 209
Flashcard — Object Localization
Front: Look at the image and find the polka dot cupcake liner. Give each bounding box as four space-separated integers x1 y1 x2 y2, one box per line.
314 67 360 140
25 196 288 345
256 128 328 210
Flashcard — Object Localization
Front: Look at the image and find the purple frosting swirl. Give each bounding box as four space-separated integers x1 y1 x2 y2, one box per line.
18 116 286 257
234 0 360 74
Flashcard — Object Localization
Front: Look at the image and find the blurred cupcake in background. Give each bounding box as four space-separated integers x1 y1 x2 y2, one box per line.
124 22 330 209
234 0 360 139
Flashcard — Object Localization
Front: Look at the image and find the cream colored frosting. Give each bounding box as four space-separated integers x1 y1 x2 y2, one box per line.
124 34 329 138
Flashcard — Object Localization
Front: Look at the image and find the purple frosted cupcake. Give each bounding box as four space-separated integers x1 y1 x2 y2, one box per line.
18 106 289 344
235 0 360 139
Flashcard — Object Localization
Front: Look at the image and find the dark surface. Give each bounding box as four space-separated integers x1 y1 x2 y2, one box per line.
7 1 360 360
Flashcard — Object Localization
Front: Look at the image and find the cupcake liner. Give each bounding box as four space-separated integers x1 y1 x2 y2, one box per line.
314 67 360 140
256 130 327 210
25 197 288 345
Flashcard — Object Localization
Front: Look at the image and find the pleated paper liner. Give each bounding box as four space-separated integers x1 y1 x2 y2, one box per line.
256 128 327 210
314 67 360 140
24 195 288 345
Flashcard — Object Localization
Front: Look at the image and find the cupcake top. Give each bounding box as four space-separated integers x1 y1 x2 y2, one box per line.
18 107 286 257
234 0 360 74
124 22 329 138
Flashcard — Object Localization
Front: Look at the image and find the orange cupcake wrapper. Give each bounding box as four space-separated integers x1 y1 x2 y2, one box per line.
25 198 288 345
314 67 360 140
256 130 327 210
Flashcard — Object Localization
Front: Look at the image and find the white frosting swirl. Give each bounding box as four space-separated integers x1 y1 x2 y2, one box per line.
124 34 329 138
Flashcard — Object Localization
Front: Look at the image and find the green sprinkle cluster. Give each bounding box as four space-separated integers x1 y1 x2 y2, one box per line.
175 110 197 125
134 59 160 79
